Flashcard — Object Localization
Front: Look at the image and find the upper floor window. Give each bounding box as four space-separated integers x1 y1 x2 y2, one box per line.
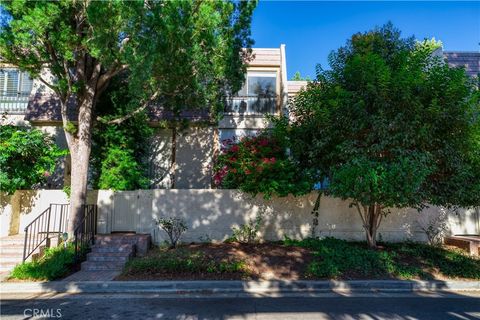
0 68 34 113
225 71 277 114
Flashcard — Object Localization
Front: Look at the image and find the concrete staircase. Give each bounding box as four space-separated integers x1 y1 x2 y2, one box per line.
80 234 151 272
0 234 60 273
0 235 25 273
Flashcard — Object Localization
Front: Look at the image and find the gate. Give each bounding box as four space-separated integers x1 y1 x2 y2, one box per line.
112 191 138 232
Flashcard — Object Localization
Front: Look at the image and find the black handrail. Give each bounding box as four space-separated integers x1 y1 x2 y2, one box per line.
23 204 69 262
74 204 98 262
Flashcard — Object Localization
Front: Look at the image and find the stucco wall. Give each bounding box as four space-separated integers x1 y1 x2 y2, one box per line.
147 127 215 189
3 190 478 244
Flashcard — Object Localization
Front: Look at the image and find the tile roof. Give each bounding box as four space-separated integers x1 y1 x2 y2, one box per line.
443 51 480 78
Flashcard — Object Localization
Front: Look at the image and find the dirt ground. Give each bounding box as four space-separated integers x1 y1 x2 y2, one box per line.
116 242 314 281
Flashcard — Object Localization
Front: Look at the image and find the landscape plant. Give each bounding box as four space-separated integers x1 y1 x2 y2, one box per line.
280 23 480 248
229 214 263 243
155 217 188 248
91 76 152 190
10 245 76 281
214 133 312 199
0 125 66 194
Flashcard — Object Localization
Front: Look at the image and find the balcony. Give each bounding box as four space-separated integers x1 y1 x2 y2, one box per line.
224 95 278 115
0 92 30 114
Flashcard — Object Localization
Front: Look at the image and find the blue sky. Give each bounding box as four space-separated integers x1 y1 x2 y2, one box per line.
250 1 480 79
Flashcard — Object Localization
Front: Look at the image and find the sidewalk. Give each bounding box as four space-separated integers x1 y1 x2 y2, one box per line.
1 280 479 296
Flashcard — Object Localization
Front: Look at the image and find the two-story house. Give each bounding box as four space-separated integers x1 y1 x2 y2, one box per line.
1 45 307 190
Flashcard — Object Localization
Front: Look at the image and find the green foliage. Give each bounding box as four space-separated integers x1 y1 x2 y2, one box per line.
284 237 480 280
122 247 248 276
10 245 76 281
64 122 78 136
280 23 480 245
0 125 66 194
291 71 311 81
91 75 152 190
228 214 263 243
97 147 149 190
214 133 312 199
62 185 71 199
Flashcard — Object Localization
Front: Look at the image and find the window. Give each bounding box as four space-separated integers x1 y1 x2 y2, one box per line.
0 68 34 113
225 71 277 114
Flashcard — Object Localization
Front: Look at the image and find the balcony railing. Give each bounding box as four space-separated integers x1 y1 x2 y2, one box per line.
224 95 278 115
0 93 30 114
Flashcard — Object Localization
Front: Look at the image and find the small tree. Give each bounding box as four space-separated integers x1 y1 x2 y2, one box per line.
283 23 479 248
0 125 66 194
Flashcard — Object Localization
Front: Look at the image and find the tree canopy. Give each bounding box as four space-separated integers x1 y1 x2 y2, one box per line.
280 23 480 247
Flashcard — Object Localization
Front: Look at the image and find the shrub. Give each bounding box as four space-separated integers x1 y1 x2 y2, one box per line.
155 217 188 248
97 147 149 190
10 245 76 281
214 134 311 199
229 214 263 243
416 208 450 246
0 125 66 194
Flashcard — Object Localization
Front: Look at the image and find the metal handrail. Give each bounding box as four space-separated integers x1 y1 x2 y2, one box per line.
23 204 69 262
224 94 278 114
74 204 98 262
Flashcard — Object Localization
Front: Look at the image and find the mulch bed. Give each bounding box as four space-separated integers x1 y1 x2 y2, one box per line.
115 242 314 281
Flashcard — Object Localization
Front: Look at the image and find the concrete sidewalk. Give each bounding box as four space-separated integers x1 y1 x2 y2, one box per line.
1 280 479 296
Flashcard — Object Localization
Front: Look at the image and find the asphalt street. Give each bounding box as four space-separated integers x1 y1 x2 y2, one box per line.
1 292 480 320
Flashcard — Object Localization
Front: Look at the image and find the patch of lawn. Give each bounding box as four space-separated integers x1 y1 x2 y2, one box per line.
284 237 480 280
10 244 77 281
120 246 250 280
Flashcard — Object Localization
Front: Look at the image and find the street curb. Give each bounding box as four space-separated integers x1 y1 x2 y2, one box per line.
1 280 479 295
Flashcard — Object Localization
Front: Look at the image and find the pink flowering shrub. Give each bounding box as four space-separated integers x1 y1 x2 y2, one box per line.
214 134 311 199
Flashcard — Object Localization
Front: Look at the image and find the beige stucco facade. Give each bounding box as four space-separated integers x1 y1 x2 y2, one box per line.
1 190 478 243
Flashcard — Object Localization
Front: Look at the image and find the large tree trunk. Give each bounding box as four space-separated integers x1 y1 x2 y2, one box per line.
66 91 95 237
356 203 383 249
66 140 91 236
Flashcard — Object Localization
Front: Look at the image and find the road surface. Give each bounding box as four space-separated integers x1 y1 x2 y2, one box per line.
1 292 479 319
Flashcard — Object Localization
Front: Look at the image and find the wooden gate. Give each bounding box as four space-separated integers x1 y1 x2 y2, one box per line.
112 191 138 232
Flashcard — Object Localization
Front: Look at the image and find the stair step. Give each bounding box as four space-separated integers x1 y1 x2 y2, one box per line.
81 261 125 271
86 254 131 262
0 256 23 263
94 239 139 246
91 244 134 254
0 262 20 271
0 247 25 254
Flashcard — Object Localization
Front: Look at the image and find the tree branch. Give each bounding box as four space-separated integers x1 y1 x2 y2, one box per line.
96 63 128 92
37 76 60 95
96 91 160 125
354 202 367 227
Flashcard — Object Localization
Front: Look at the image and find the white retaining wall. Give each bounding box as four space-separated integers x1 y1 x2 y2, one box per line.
1 190 478 243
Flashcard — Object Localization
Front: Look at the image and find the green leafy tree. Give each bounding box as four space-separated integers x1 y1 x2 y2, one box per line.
291 71 311 81
0 0 256 235
0 125 66 194
282 23 480 248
